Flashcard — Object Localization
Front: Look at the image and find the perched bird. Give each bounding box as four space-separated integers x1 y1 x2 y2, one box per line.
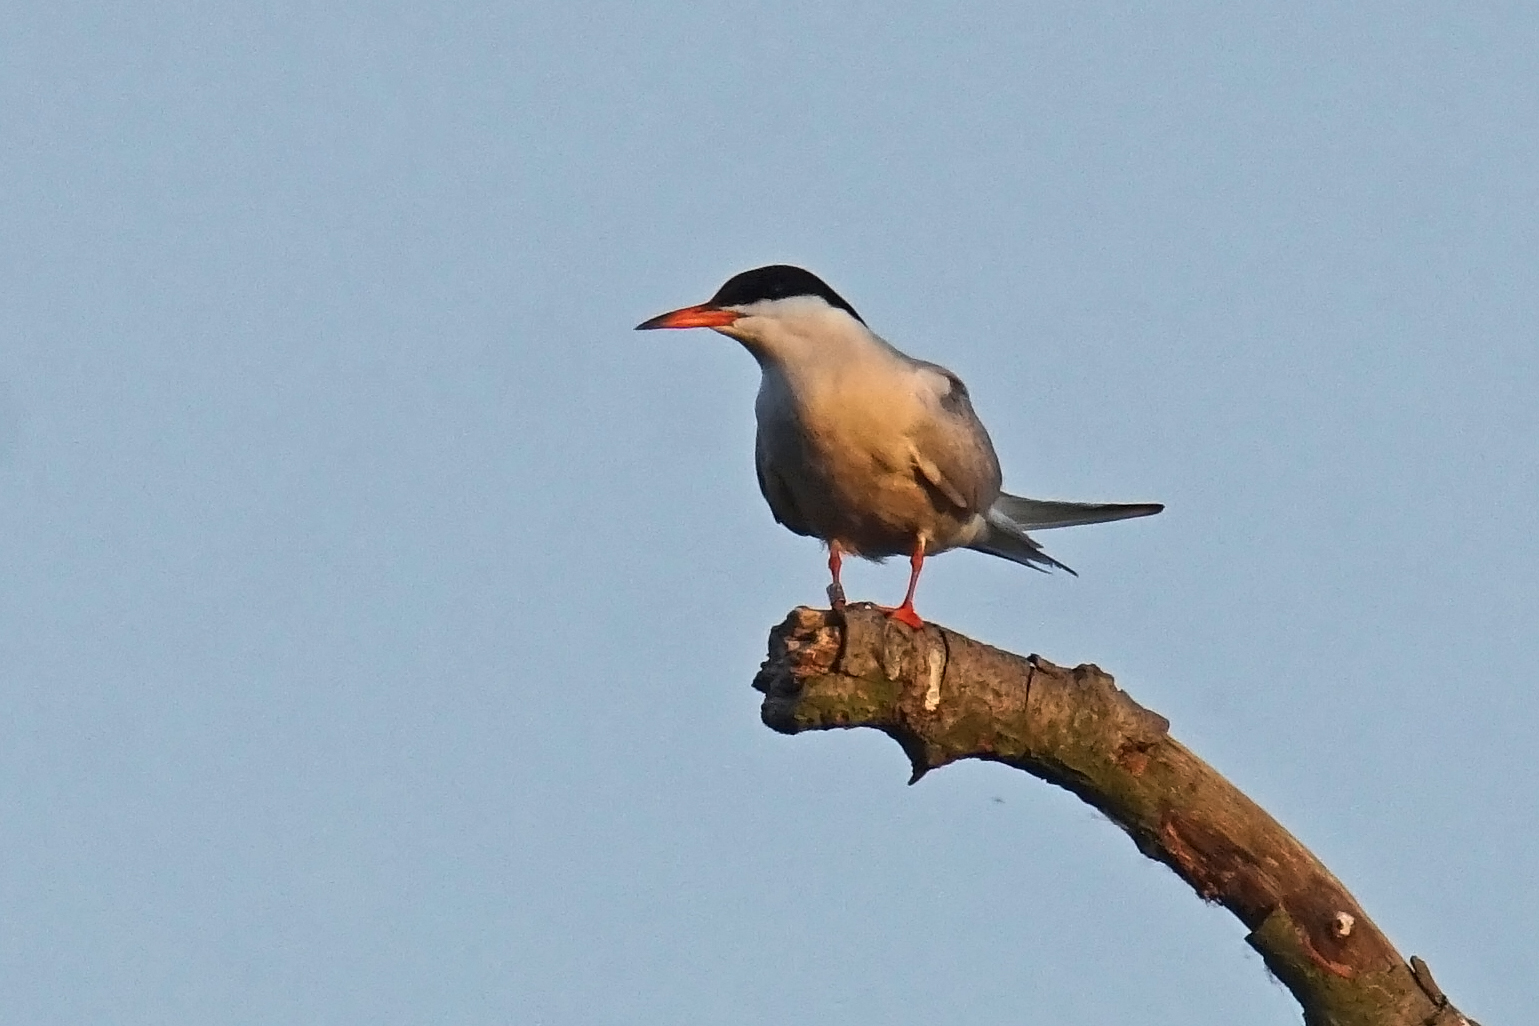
636 265 1161 628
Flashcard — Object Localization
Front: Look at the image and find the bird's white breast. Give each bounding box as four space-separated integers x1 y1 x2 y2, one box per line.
752 317 927 472
742 308 973 555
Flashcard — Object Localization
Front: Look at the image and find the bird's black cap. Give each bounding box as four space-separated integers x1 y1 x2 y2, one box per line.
709 265 865 324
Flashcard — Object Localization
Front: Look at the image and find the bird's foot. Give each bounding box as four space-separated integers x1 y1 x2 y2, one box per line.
826 580 847 609
876 602 925 630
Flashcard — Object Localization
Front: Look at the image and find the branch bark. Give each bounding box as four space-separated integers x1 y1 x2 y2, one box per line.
752 605 1479 1026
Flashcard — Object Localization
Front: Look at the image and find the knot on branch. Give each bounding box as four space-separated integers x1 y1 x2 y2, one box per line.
753 604 1168 786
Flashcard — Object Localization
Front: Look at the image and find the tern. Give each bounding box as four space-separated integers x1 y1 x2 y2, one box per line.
637 265 1162 628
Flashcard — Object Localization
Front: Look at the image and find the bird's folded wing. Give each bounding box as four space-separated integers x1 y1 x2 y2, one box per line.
910 449 972 511
906 373 1005 515
755 451 814 537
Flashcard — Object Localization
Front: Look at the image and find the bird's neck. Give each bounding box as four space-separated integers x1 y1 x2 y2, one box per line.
735 311 903 376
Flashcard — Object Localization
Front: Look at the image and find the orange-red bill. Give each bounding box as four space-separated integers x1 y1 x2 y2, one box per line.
634 303 741 330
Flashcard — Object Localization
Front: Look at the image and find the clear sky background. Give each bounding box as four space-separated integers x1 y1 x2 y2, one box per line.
2 3 1535 1024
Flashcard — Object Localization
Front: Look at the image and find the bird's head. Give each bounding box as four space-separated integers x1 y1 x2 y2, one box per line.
635 265 867 361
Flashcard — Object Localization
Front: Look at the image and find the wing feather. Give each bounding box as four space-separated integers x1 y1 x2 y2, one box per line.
755 450 814 537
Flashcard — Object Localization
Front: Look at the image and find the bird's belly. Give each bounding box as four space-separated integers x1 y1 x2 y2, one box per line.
755 363 987 557
767 423 978 559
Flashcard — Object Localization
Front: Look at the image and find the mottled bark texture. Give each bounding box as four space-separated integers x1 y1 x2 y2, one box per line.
753 606 1480 1026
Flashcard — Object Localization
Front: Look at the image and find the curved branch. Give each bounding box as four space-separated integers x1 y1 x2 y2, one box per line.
752 606 1478 1026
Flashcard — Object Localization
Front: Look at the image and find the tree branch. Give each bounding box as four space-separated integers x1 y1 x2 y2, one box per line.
752 606 1479 1026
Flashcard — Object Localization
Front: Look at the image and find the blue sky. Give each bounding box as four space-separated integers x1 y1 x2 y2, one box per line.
2 3 1535 1023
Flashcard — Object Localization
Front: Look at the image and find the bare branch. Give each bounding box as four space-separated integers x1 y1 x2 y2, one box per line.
753 606 1479 1026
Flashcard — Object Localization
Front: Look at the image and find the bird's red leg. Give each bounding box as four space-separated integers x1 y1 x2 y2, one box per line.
881 540 927 629
826 541 847 609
